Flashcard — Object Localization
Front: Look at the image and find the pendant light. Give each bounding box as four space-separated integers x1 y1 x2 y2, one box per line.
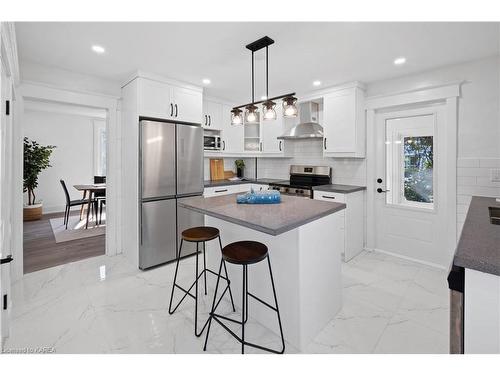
282 96 298 117
230 108 243 125
231 36 297 125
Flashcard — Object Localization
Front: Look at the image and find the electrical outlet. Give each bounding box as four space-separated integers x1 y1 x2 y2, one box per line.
491 169 500 182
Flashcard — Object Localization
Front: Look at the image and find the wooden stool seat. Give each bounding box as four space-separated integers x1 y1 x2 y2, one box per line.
222 240 269 265
182 226 220 242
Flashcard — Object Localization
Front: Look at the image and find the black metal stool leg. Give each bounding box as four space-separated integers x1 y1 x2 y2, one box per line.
203 259 224 351
267 255 285 354
219 236 236 312
168 239 184 314
203 241 207 296
241 264 246 354
194 242 200 336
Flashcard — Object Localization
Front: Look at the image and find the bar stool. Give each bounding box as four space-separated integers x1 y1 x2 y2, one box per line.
168 226 235 337
203 240 285 354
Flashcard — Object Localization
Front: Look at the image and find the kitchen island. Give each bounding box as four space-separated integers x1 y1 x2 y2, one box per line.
178 194 346 351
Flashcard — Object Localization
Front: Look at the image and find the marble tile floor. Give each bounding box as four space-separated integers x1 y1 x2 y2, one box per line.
4 250 449 354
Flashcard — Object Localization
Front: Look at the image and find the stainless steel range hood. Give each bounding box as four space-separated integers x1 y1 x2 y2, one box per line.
278 101 323 140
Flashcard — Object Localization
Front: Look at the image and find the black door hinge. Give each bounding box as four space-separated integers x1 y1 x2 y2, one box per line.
6 100 10 116
3 294 7 310
0 254 13 264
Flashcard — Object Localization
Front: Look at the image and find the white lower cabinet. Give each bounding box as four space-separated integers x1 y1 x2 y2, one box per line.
314 189 364 261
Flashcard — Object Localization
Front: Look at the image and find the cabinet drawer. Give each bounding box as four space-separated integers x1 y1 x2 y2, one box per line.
314 191 346 204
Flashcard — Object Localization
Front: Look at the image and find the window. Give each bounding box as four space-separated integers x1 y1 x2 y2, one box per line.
93 120 107 176
385 115 435 209
403 136 433 204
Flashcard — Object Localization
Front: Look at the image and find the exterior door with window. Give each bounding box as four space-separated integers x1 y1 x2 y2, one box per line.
374 105 450 266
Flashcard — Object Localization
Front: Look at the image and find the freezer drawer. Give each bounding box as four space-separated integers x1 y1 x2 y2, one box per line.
177 124 203 196
141 120 176 199
177 200 205 257
140 199 177 269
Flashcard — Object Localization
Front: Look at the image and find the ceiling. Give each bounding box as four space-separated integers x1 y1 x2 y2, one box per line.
15 22 500 103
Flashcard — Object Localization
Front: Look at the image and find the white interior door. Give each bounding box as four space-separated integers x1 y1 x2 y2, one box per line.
0 57 14 347
373 104 451 267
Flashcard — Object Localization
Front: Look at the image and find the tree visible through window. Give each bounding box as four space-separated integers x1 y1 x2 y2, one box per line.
403 136 433 203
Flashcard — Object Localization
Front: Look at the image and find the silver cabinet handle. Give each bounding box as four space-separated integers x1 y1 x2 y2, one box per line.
208 115 211 126
222 140 225 151
215 189 228 193
174 104 178 117
279 140 282 151
204 115 208 125
170 103 173 117
324 137 327 150
322 195 335 199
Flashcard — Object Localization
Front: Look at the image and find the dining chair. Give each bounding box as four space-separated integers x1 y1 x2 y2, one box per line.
60 179 95 229
94 176 106 224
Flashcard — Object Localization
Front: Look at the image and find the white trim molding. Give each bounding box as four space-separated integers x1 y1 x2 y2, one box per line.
0 22 20 86
365 82 461 267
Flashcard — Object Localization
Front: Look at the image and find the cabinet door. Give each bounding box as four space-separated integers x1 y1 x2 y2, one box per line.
261 105 284 153
221 105 244 153
172 86 202 124
138 78 173 119
323 89 356 153
203 100 222 130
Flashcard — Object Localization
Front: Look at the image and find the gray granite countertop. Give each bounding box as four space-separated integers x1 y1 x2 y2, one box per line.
313 184 366 193
178 193 346 236
453 196 500 276
204 178 283 188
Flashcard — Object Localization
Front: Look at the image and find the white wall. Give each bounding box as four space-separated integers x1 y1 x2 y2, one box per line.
20 60 121 97
366 56 500 238
23 103 106 213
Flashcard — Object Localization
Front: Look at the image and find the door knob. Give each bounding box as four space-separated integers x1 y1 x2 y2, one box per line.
377 188 390 193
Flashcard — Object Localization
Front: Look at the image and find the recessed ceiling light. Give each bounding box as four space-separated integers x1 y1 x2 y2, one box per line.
202 78 211 85
313 80 321 86
394 57 406 65
261 95 267 100
91 45 105 54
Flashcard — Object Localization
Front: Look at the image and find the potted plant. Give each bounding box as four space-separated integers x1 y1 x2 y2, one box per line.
235 159 245 178
23 137 56 221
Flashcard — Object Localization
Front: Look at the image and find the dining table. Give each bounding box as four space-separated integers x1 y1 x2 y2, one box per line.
73 183 106 229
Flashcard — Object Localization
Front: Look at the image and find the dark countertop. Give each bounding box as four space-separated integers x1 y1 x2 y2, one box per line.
178 193 346 236
453 196 500 276
204 178 283 188
312 184 366 194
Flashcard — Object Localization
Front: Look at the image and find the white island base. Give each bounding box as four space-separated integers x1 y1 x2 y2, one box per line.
204 211 343 352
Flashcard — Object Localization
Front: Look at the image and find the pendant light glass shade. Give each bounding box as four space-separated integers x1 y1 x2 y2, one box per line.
230 108 243 125
244 104 259 123
282 96 298 117
262 100 277 120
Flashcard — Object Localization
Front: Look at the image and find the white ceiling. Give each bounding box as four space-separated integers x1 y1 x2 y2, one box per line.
15 22 500 103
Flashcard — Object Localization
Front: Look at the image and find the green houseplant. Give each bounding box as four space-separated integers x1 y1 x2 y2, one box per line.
23 137 56 221
235 159 245 178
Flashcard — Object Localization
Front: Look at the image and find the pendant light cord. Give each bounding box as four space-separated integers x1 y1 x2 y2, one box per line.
266 46 269 99
251 51 255 104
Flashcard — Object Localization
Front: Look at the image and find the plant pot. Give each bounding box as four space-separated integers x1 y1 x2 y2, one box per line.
23 203 43 221
236 167 244 178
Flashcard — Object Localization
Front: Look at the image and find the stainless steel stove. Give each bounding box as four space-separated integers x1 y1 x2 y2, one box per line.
269 165 332 198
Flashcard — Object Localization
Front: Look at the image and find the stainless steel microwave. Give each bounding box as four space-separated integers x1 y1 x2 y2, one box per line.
204 134 221 151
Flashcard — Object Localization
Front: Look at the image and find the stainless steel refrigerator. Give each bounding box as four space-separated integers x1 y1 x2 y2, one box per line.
139 120 204 269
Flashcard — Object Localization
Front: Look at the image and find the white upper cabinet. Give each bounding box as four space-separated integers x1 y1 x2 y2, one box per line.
138 78 173 119
322 85 366 158
261 105 285 154
172 86 202 124
202 99 223 130
220 104 244 153
136 77 202 124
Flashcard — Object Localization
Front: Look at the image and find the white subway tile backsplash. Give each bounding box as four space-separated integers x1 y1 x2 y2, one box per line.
457 158 480 168
457 167 490 177
457 176 477 186
479 158 500 168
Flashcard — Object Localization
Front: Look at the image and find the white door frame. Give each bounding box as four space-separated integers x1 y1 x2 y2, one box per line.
365 83 461 267
13 81 121 281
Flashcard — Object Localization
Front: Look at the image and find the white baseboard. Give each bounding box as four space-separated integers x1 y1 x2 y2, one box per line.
364 247 447 270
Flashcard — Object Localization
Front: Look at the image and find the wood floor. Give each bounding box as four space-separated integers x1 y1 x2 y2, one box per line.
23 211 105 274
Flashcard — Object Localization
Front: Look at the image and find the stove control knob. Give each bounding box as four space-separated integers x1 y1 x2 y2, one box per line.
295 189 300 194
299 189 304 194
284 188 289 193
